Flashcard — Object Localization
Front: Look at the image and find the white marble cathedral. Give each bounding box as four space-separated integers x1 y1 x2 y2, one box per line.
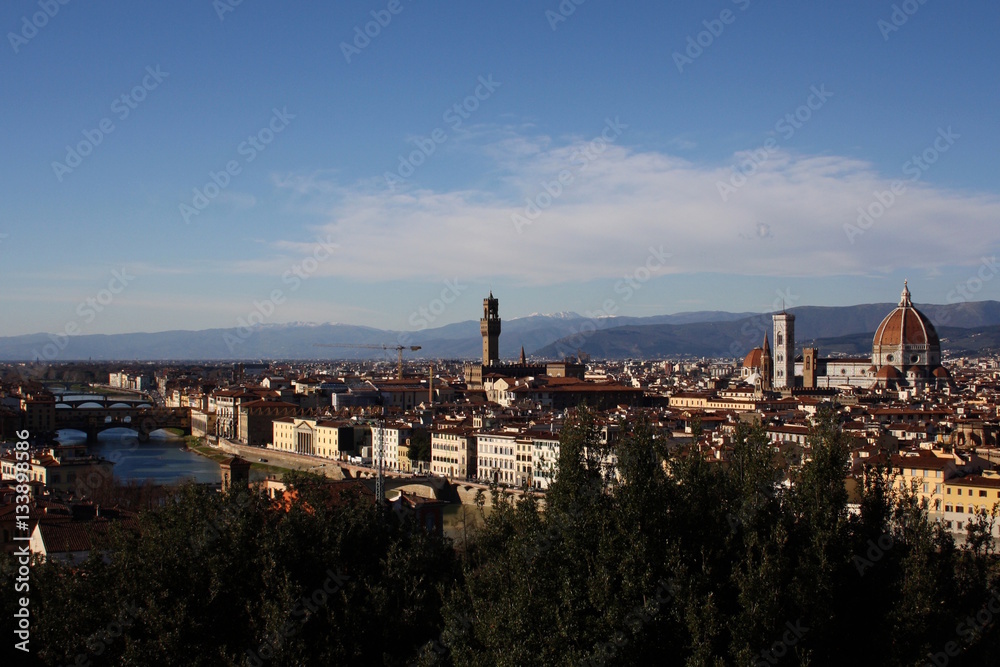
741 282 950 389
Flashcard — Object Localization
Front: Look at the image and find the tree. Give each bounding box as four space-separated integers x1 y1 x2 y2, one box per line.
13 412 1000 666
409 428 432 462
20 478 458 666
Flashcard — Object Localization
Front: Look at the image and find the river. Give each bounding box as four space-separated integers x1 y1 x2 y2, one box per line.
56 428 222 485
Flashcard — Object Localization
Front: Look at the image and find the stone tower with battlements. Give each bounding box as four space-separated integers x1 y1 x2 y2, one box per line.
481 292 501 366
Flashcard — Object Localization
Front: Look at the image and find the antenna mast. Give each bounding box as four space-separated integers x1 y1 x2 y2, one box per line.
375 408 385 506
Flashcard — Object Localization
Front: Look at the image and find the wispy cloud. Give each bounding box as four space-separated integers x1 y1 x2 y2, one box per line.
251 126 1000 284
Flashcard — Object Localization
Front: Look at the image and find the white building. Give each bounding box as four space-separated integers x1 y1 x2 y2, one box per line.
531 436 560 490
372 422 412 473
476 431 518 485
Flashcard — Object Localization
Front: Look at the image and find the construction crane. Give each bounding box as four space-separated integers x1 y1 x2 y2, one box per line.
314 343 422 379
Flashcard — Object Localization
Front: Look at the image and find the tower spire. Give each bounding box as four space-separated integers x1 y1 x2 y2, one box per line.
900 280 912 307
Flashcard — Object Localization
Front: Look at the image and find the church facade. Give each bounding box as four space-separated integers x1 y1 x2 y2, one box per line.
742 282 950 390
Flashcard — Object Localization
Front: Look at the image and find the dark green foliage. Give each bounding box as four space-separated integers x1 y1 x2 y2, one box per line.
7 476 457 666
409 429 432 462
7 411 1000 666
439 409 1000 666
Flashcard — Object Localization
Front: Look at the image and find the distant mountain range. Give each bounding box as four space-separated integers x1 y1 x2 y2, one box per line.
3 301 1000 362
535 301 1000 359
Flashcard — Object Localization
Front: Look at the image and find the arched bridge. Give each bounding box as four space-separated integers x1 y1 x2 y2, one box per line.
338 463 449 500
54 395 154 409
55 406 190 443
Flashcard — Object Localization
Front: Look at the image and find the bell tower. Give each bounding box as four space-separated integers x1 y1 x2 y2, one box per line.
481 292 501 366
773 311 795 389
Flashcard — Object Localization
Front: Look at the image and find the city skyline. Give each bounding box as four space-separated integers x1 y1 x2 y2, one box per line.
3 1 999 337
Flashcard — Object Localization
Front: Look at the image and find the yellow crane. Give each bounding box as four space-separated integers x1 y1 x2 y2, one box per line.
314 343 422 379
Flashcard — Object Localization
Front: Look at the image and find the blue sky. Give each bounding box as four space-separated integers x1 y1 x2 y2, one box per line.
2 0 999 337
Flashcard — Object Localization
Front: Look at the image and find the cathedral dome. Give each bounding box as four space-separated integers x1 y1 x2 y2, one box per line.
743 347 763 369
873 282 939 348
872 281 941 370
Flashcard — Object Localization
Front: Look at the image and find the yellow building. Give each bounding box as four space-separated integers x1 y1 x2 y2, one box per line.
515 437 533 488
890 449 960 516
431 428 476 480
271 418 355 459
942 471 1000 539
398 442 413 474
668 390 794 413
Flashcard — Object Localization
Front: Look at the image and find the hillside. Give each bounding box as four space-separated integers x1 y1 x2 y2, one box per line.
3 302 999 361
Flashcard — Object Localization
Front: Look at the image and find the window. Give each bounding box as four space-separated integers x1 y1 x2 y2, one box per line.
945 505 953 513
956 505 964 513
945 521 953 529
980 490 988 497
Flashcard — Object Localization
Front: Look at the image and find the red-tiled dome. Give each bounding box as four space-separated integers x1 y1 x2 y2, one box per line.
873 282 939 348
743 347 763 368
932 366 951 378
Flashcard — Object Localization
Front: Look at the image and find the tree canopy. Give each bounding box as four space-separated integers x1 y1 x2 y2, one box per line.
4 409 1000 665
